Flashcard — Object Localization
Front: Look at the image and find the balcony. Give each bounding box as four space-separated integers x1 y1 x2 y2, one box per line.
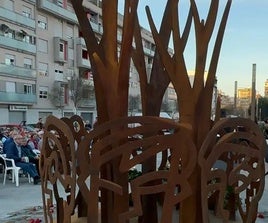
0 64 37 80
54 37 68 63
79 98 96 108
76 38 91 69
0 35 36 54
0 7 35 29
0 91 37 104
38 0 77 24
83 1 102 15
143 47 155 57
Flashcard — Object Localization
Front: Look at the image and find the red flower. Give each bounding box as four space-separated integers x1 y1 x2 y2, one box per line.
257 213 265 219
29 219 42 223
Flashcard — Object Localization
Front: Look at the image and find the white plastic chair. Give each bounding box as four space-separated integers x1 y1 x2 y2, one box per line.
0 154 31 186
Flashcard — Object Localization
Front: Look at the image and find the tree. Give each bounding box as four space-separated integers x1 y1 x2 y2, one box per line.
49 81 65 117
258 97 268 121
128 95 140 115
68 77 94 114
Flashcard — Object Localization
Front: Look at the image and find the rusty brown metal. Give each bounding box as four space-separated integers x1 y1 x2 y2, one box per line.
40 115 77 223
39 1 266 223
199 117 266 222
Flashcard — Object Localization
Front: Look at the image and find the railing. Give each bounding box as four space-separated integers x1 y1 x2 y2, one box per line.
0 63 37 79
0 91 37 104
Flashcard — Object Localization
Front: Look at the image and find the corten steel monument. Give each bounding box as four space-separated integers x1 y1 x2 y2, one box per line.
40 0 266 223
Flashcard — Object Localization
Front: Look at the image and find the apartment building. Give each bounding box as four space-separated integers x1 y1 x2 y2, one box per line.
0 0 160 125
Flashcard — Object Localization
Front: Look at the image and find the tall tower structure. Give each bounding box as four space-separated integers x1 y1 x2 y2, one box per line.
234 81 237 109
250 63 256 121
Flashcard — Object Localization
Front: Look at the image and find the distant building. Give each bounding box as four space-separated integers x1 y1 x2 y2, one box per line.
264 79 268 97
237 88 251 109
218 91 234 108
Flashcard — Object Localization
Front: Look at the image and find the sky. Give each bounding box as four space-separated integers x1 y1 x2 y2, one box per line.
118 0 268 97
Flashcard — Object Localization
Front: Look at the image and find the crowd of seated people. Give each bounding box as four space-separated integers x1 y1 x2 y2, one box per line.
0 126 44 185
0 117 94 185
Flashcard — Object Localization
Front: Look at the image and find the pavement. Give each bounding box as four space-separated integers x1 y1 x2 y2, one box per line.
0 175 43 219
0 172 268 222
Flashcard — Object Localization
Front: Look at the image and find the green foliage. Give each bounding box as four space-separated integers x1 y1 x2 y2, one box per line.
128 168 142 181
49 82 64 108
223 185 241 211
258 97 268 120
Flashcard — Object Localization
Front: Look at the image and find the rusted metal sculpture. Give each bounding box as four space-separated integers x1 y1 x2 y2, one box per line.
40 115 77 223
40 1 266 223
76 116 196 223
41 115 265 223
146 0 234 222
199 117 265 222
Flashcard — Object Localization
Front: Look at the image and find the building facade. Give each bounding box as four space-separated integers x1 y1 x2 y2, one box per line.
0 0 163 125
237 87 251 109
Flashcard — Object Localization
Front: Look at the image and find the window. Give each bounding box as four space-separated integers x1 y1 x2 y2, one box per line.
38 38 48 53
66 23 74 39
38 62 48 76
5 54 15 66
25 36 36 45
55 69 63 75
59 43 64 52
24 84 32 94
37 15 47 29
55 69 63 77
55 68 64 81
39 86 48 99
23 35 29 43
21 33 36 45
22 6 32 18
82 49 88 59
6 82 16 92
24 58 33 69
38 21 47 29
4 30 14 39
143 40 152 49
59 40 68 60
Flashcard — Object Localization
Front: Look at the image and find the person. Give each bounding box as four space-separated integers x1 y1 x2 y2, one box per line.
37 130 44 151
36 118 44 130
3 129 19 154
84 120 92 131
0 128 8 144
27 132 40 151
21 137 40 175
5 134 40 184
